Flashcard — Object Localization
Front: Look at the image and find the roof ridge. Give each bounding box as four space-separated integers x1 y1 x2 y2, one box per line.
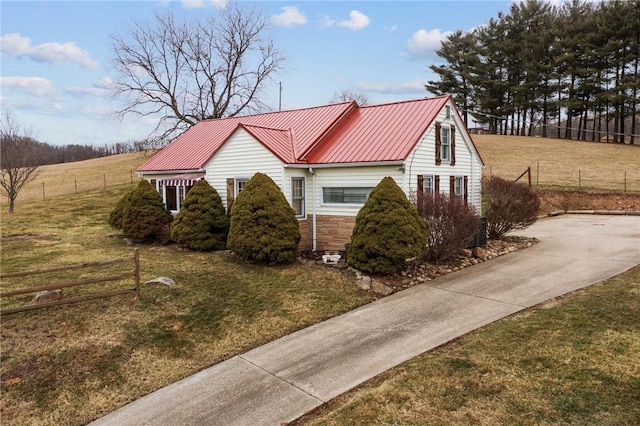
199 101 355 123
360 95 450 109
240 123 290 132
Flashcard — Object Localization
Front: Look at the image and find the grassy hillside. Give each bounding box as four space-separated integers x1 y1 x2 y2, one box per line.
1 152 149 207
473 134 640 191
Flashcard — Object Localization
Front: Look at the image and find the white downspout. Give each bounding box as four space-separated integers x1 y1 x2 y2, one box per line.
310 167 317 252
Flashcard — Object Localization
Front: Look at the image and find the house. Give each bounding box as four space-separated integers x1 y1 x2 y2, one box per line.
136 95 484 251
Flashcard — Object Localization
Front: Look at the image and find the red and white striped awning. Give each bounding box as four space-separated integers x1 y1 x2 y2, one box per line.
160 172 205 187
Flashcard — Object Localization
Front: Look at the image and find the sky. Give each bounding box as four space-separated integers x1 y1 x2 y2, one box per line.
1 0 517 147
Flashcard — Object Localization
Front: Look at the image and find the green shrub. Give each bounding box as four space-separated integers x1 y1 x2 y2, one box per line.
483 176 540 239
109 190 133 230
347 177 429 275
227 172 301 264
171 179 229 251
122 180 173 243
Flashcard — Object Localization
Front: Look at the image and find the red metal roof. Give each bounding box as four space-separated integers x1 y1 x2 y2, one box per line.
137 95 460 172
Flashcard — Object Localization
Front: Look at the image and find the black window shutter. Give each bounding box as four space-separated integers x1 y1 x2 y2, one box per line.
464 176 468 204
450 126 456 166
449 175 455 194
417 174 424 216
434 175 440 193
435 122 442 166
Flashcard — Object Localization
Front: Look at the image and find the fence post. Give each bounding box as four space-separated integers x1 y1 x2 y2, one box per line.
133 248 140 299
42 182 45 200
103 174 107 190
579 170 581 190
536 161 539 186
75 178 78 194
527 166 532 187
624 171 627 192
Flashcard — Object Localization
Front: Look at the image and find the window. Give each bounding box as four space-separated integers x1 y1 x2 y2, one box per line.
422 175 434 193
291 177 305 217
323 187 372 204
235 178 249 196
441 126 451 163
454 176 464 198
150 179 158 192
445 105 451 119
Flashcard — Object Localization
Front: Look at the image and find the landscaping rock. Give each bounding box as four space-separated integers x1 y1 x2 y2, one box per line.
356 276 372 291
371 280 393 296
33 290 62 304
472 247 486 259
144 277 175 286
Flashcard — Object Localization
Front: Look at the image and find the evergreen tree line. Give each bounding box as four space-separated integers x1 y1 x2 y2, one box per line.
0 137 148 169
427 0 640 144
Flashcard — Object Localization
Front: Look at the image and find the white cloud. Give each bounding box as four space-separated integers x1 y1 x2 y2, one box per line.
0 76 55 96
338 10 370 31
66 77 114 97
182 0 227 9
271 6 307 27
356 79 425 95
0 33 99 69
321 10 370 31
407 29 452 57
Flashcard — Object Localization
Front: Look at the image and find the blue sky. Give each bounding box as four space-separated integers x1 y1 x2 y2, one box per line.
1 0 514 146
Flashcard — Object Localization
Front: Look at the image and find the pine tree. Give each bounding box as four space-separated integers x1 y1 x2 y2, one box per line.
171 179 229 251
122 180 173 243
347 177 428 275
227 173 301 264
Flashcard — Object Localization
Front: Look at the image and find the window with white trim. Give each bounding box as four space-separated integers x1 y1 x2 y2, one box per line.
291 177 305 217
441 126 451 163
454 176 464 198
323 187 372 204
422 175 434 193
235 178 249 196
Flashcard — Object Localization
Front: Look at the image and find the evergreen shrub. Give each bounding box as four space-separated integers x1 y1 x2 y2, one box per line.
122 180 173 243
109 189 133 230
347 177 429 275
171 179 229 251
483 176 540 239
227 173 301 264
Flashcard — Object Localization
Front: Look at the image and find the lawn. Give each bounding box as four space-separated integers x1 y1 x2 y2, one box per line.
296 265 640 425
0 185 376 425
473 134 640 191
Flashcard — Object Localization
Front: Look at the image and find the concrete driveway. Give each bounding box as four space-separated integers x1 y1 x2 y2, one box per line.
91 214 640 426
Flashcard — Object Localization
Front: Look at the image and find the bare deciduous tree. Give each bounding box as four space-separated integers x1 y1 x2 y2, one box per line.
110 3 285 147
329 89 370 106
0 111 42 213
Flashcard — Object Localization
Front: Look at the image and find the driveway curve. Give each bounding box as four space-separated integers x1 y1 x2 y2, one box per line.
91 214 640 426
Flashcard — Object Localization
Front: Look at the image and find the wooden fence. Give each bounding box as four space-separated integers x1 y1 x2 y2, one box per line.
0 249 140 315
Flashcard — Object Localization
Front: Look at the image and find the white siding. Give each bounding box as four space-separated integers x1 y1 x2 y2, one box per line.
404 98 484 213
204 129 284 208
312 166 403 216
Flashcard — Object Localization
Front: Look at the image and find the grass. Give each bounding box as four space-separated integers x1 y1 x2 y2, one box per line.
1 152 148 206
0 185 376 426
473 134 640 191
296 265 640 425
1 136 638 425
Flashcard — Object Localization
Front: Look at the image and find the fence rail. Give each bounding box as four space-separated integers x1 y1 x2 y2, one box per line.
487 164 640 192
0 249 140 315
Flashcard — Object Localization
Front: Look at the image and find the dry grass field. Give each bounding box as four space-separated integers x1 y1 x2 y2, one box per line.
473 134 640 191
1 136 638 425
1 152 149 206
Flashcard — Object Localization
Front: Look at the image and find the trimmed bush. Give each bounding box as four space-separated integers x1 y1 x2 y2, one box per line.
171 179 229 251
347 177 429 275
122 180 173 243
109 190 133 230
483 176 540 239
227 172 301 264
418 193 481 262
